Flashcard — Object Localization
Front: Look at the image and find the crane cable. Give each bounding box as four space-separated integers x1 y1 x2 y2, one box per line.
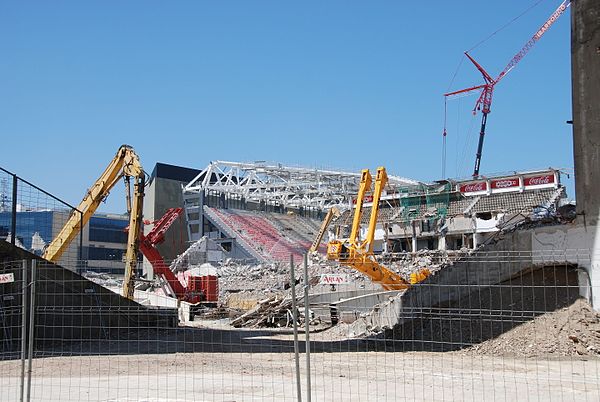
441 0 548 179
467 0 548 53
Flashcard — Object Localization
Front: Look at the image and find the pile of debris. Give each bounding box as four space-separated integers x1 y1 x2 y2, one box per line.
230 295 294 328
382 249 458 282
467 298 600 357
82 271 121 288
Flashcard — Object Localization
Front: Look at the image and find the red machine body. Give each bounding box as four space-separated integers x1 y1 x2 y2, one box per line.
136 207 218 304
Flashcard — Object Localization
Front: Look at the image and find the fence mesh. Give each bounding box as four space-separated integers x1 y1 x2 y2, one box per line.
0 168 82 272
1 251 599 401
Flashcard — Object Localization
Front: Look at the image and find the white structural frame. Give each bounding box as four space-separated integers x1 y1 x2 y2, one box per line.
183 160 420 209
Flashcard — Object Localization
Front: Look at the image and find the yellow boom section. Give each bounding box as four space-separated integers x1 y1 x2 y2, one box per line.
327 167 429 290
309 206 341 253
42 145 145 299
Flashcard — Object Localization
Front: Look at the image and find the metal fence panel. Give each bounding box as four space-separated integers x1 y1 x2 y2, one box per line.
1 251 599 401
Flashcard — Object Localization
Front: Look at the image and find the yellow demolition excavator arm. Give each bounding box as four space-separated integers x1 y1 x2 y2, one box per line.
42 145 145 300
326 167 429 291
309 206 341 253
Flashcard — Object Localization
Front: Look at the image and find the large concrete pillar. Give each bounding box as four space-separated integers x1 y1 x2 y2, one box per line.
571 0 600 225
571 0 600 310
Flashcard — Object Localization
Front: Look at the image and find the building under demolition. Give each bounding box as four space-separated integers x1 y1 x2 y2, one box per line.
180 162 567 263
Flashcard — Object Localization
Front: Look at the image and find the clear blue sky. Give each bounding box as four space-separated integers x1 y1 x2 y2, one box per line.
0 1 574 213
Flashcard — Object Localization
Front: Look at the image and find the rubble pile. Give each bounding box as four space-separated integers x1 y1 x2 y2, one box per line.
467 298 600 357
82 271 121 288
230 295 293 328
383 249 455 281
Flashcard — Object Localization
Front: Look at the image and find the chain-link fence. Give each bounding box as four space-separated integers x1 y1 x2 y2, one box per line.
0 167 83 272
1 251 599 401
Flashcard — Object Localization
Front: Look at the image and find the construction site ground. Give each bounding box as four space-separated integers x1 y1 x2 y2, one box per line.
3 350 598 401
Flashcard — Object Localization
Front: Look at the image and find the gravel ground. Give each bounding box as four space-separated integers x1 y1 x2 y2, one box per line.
2 351 599 401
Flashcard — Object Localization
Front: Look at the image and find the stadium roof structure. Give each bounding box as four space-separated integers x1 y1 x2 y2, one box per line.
183 160 421 209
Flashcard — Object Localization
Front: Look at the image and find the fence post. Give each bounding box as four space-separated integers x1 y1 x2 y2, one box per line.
26 259 36 402
78 210 83 272
290 255 302 402
19 260 27 402
11 175 17 246
303 253 311 402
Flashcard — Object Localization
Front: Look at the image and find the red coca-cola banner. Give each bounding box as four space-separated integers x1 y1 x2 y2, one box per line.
459 181 488 193
524 174 555 187
490 177 519 190
352 195 374 204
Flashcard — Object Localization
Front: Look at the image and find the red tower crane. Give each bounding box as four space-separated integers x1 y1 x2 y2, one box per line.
444 0 571 177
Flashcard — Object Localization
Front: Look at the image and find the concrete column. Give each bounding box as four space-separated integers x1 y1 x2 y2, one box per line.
438 235 446 251
571 0 600 225
471 217 478 249
411 221 418 252
571 0 600 310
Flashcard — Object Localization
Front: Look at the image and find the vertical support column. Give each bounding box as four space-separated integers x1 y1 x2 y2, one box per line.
438 234 446 251
411 221 417 252
571 0 600 310
290 255 302 402
200 190 205 237
26 260 36 401
11 175 17 246
303 254 312 402
571 0 600 225
19 260 27 402
78 210 83 273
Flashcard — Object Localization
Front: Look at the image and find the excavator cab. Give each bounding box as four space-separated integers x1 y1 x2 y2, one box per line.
326 240 345 261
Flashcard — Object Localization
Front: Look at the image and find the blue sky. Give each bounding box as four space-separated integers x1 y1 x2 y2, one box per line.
0 1 574 213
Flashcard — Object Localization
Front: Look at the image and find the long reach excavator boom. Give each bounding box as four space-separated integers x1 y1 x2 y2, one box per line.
326 167 429 291
42 145 145 299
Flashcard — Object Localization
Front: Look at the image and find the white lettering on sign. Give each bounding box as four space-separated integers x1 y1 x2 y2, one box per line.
524 174 555 187
491 178 519 189
320 274 350 285
459 181 488 193
0 273 15 284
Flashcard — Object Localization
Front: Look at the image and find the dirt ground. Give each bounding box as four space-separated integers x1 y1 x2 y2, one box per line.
2 351 599 401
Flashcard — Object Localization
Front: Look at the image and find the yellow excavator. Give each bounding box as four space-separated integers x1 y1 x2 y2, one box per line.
309 206 341 253
326 167 429 291
42 145 145 300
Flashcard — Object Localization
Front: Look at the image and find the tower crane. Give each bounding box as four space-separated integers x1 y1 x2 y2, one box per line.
444 0 570 177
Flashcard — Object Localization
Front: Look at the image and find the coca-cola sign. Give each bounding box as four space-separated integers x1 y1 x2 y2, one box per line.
459 181 488 193
524 174 555 187
491 178 519 189
352 195 374 204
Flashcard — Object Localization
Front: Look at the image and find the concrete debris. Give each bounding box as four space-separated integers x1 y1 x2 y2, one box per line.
170 236 226 273
466 298 600 357
82 271 121 288
31 232 46 252
230 296 294 328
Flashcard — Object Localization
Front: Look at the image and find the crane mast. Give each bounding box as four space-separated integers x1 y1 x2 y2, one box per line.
444 0 570 177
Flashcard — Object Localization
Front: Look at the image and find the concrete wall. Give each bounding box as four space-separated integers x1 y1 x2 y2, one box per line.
347 223 596 335
144 176 191 277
